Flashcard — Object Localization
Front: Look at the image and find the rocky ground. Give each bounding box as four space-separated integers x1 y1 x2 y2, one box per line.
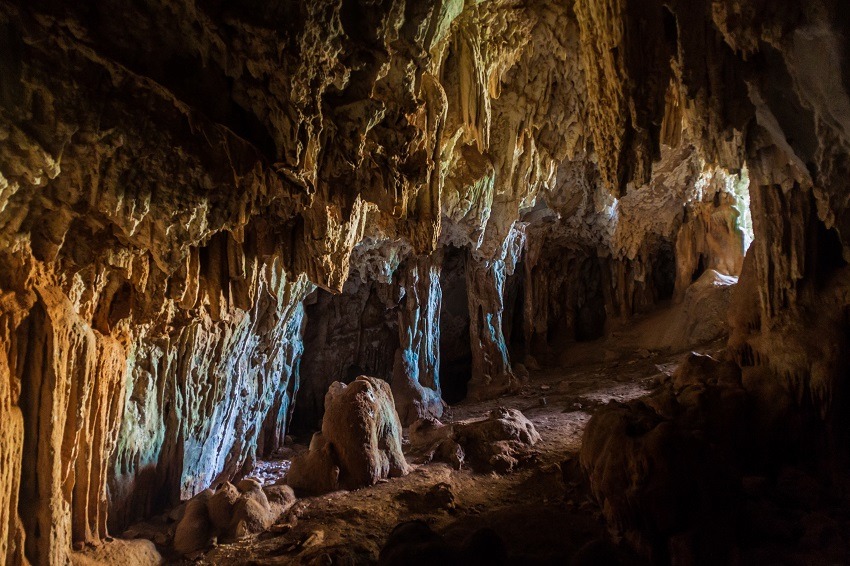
116 289 850 566
142 333 698 565
198 362 664 565
108 289 740 565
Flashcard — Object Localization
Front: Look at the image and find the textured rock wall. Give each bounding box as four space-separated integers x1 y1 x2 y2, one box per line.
521 244 673 364
465 254 517 399
576 0 850 559
391 255 444 425
295 278 399 432
718 1 850 466
296 252 443 429
438 246 473 403
109 258 310 528
577 0 850 453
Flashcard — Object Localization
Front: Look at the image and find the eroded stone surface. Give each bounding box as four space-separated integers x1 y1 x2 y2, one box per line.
410 407 541 473
287 376 410 495
172 479 296 556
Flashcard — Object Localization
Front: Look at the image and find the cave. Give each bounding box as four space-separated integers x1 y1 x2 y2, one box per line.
2 0 850 565
439 245 473 405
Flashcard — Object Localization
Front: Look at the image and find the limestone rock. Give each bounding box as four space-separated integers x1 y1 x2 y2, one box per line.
580 352 751 560
283 434 341 496
410 407 540 473
2 0 850 561
206 482 240 534
287 376 410 494
173 489 214 556
70 538 162 566
263 484 297 517
172 478 296 555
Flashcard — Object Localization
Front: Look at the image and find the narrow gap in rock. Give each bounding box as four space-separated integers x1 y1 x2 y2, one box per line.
439 245 473 405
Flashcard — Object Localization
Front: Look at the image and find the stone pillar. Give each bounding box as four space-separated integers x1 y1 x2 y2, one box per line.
673 192 746 301
466 255 517 400
392 255 444 426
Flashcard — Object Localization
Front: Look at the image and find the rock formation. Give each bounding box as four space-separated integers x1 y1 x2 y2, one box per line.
172 478 296 556
409 407 541 473
580 353 750 562
287 376 409 495
0 0 848 563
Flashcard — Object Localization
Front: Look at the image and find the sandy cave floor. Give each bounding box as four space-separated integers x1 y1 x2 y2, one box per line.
154 335 726 565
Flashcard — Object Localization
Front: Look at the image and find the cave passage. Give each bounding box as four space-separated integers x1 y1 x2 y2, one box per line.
2 0 850 565
439 245 474 404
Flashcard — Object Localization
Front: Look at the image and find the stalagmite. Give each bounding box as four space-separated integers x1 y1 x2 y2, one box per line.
1 0 850 563
465 257 516 400
287 376 409 495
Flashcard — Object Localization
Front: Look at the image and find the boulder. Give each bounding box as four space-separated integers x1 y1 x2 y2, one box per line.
219 479 275 542
227 495 273 541
264 484 297 516
580 351 751 562
287 376 410 494
173 489 215 556
408 416 464 469
409 407 540 472
284 433 341 494
206 482 240 532
173 477 297 555
458 407 541 446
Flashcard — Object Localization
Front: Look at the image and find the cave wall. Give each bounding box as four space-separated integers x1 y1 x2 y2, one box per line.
576 1 850 558
391 254 444 425
438 245 472 404
2 0 848 562
295 278 399 432
719 3 850 472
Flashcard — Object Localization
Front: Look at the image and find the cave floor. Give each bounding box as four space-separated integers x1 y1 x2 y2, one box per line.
172 342 711 565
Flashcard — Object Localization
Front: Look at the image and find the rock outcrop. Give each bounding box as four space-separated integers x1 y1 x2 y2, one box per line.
287 376 410 495
580 353 751 562
409 407 541 473
172 478 296 556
